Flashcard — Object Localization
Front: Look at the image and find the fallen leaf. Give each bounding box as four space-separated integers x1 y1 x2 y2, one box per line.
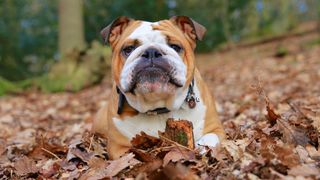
288 164 320 177
277 118 310 146
221 140 243 161
14 156 39 176
80 157 109 180
102 153 140 177
306 145 320 161
163 162 199 180
123 158 162 177
163 147 195 166
266 103 280 126
295 145 314 163
130 148 157 162
131 132 161 150
68 148 94 163
273 145 300 168
39 159 61 178
81 153 139 179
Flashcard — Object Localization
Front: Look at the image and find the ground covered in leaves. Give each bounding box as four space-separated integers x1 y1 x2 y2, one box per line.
0 32 319 179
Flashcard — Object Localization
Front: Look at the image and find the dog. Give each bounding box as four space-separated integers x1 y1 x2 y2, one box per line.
92 16 225 159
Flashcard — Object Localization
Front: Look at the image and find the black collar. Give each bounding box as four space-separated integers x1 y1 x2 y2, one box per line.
116 79 198 115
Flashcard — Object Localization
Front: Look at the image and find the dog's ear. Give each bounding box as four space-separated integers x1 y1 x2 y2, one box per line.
169 16 206 41
101 16 134 44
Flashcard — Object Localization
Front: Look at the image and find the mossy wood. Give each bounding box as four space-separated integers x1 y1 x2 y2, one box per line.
163 118 195 149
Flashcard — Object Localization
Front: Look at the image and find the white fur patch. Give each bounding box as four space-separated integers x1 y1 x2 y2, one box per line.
113 80 206 141
196 133 220 147
129 22 167 44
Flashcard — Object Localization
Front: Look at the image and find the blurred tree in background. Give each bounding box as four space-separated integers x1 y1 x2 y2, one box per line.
38 0 108 93
0 0 57 81
0 0 319 85
59 0 85 55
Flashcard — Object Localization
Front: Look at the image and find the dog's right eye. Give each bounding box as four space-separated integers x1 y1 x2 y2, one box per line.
122 45 136 57
169 44 182 53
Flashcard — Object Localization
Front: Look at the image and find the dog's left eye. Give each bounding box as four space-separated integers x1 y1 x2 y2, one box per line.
169 44 182 53
122 45 136 57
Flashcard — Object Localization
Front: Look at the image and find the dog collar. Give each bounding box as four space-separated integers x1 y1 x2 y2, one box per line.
116 79 198 115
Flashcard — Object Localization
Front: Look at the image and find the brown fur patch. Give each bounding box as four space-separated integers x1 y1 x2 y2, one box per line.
152 20 196 88
111 21 142 85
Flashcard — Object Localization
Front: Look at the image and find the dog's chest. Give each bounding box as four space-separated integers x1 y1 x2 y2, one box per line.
112 97 206 141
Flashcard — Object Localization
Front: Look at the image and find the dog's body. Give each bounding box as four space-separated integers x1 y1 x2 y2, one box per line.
92 16 225 159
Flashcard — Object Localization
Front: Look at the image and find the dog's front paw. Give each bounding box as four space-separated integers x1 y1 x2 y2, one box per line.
196 133 220 154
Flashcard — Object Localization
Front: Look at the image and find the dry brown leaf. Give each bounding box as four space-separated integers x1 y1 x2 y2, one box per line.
68 148 94 163
266 103 280 126
82 153 140 179
273 145 300 168
305 145 320 161
163 147 195 166
123 158 163 177
288 164 320 177
59 159 77 171
102 153 140 177
131 132 161 150
39 159 61 178
222 140 243 161
130 148 157 162
0 139 6 155
80 157 109 180
14 156 39 176
277 118 310 146
163 163 199 180
295 145 314 163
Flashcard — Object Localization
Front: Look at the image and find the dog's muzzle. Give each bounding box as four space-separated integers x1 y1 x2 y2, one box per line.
125 48 183 93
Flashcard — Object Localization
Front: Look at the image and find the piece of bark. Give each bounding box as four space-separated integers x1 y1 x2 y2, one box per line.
131 132 161 150
163 118 195 149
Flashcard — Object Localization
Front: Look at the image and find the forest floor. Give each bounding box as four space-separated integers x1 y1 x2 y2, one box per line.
0 31 319 179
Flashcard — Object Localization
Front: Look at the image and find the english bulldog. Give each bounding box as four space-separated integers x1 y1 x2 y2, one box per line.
92 16 225 159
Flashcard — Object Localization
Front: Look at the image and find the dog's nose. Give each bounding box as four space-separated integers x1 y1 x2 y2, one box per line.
141 48 162 59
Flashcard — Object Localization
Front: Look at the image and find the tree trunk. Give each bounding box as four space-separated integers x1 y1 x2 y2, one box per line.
221 0 234 48
58 0 85 55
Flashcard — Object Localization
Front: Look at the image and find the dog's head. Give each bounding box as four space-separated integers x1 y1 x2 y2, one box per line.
101 16 206 113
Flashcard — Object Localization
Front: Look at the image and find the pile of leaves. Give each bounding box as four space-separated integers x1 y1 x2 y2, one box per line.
0 33 319 179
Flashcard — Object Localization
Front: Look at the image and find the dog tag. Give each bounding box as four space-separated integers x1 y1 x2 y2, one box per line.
188 97 196 108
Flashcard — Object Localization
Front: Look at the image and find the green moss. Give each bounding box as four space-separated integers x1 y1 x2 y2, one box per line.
304 38 320 48
175 132 188 146
0 42 111 95
275 46 289 58
0 77 20 96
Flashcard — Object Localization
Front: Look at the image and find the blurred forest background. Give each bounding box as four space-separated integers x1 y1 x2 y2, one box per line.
0 0 319 95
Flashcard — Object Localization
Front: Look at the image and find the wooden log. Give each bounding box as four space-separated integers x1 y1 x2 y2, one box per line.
163 118 195 149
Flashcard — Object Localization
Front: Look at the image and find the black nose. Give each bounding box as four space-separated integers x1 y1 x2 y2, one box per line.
141 48 162 59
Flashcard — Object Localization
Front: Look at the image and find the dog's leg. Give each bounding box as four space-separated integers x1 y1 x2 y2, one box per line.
194 70 226 152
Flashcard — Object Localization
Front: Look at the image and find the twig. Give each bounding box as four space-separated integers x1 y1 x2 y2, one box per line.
149 145 176 153
287 100 313 122
88 134 95 152
159 134 195 152
41 147 61 160
252 79 304 144
159 135 195 159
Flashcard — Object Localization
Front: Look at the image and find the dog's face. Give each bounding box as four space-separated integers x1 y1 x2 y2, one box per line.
101 16 206 112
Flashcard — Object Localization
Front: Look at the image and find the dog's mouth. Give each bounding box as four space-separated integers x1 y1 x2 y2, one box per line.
126 60 183 93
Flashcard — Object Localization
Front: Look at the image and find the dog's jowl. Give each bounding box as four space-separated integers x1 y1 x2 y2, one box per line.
92 16 225 159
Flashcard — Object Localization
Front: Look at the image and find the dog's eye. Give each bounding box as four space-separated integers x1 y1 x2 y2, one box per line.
169 44 182 53
122 45 136 57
